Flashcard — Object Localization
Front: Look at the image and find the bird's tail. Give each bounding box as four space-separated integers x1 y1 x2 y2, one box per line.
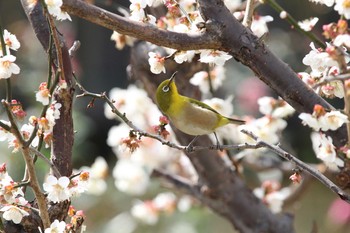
227 117 245 125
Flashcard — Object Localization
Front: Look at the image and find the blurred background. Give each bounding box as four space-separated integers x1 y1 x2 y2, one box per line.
1 0 350 232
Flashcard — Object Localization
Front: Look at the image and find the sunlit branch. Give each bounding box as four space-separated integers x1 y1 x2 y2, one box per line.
241 129 350 203
242 0 255 27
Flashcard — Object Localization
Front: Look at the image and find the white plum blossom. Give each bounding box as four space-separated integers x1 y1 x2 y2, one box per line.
113 159 150 195
264 188 291 213
110 31 136 50
298 17 319 31
36 82 50 105
299 109 348 131
0 55 20 79
298 72 315 87
79 156 108 196
0 174 25 204
199 50 232 66
43 175 71 203
131 200 159 225
189 66 226 95
104 85 158 127
299 112 323 131
174 50 196 64
148 52 166 74
334 0 350 19
177 195 193 212
334 34 350 48
321 80 344 98
258 97 295 118
45 0 71 21
322 111 349 130
309 0 335 7
44 219 66 233
129 3 146 21
69 172 89 197
311 132 344 168
302 42 339 77
0 205 29 224
153 192 177 212
251 15 273 37
46 102 62 127
0 120 13 141
1 29 20 54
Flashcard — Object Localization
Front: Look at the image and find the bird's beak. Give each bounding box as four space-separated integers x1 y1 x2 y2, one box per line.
168 71 177 84
165 71 177 90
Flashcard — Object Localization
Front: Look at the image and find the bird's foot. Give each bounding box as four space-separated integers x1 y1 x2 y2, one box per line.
213 132 223 151
185 145 194 153
214 144 223 151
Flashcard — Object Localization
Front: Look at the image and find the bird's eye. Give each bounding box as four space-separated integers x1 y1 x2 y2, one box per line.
162 85 170 92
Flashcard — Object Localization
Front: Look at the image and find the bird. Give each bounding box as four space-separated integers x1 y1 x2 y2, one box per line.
155 72 245 148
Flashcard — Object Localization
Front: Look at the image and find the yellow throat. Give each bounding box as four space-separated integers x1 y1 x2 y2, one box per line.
156 73 245 136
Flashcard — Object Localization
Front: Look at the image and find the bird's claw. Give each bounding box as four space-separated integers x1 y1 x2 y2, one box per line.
185 145 194 153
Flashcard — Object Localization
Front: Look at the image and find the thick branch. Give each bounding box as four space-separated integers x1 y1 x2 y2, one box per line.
62 0 220 50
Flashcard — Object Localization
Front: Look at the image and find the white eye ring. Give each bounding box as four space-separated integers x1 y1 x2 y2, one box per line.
162 85 170 92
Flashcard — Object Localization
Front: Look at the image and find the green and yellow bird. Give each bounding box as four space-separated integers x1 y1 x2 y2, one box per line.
156 72 245 146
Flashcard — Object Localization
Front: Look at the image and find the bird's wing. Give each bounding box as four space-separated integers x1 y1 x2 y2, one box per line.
187 97 245 125
187 97 221 114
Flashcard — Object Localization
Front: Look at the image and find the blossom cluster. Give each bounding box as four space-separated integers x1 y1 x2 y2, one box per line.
0 29 20 80
0 163 30 224
110 0 274 73
288 1 350 170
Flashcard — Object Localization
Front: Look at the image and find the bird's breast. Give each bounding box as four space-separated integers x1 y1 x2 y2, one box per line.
169 100 219 135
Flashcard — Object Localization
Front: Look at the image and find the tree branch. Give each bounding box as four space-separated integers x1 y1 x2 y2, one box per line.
242 129 350 203
62 0 220 51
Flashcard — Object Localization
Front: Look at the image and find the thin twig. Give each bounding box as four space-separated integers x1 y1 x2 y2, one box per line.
68 40 81 57
28 147 61 177
312 73 350 89
242 0 254 27
21 148 51 228
241 129 350 203
264 0 325 49
45 9 66 81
